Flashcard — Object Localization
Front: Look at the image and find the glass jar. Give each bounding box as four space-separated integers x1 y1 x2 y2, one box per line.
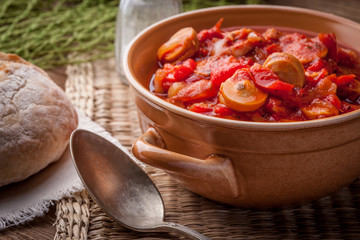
115 0 182 84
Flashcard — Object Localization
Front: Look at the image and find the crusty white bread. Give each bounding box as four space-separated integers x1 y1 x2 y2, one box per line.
0 52 78 187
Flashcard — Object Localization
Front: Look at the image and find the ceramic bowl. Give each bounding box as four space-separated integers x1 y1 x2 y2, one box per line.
124 5 360 208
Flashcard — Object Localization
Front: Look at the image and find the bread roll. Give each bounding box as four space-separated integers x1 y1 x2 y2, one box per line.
0 52 78 187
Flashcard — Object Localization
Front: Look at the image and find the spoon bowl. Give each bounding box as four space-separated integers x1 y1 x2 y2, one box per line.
70 129 210 239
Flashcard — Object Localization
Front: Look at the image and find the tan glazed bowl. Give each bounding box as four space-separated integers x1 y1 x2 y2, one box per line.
124 6 360 208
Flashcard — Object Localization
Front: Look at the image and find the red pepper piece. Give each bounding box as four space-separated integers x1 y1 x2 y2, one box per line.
210 63 244 87
196 55 239 77
197 18 224 43
238 57 254 67
332 74 356 87
189 102 213 113
214 103 234 115
249 64 295 94
266 43 281 55
307 58 327 72
325 93 341 110
306 68 329 86
338 48 359 67
165 59 196 82
318 33 338 61
175 79 218 102
209 56 252 87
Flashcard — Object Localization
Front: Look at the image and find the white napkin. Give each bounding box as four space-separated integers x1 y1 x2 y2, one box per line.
0 109 131 229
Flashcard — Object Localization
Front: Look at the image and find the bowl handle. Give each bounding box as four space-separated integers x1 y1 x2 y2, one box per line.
132 127 240 198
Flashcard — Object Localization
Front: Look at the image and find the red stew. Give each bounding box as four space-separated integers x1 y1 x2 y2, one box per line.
150 19 360 122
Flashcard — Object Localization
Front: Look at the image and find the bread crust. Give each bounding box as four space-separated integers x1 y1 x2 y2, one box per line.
0 52 78 187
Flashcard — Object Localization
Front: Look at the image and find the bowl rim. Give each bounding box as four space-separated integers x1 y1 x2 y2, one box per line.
124 5 360 131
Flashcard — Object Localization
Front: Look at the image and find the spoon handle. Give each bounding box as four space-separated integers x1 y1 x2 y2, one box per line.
159 222 211 240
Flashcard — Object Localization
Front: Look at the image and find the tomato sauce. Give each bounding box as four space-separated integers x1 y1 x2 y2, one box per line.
149 19 360 122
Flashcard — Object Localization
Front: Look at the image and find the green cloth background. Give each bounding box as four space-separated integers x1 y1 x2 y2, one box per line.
0 0 261 69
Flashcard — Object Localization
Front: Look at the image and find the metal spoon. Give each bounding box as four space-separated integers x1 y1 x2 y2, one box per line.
70 129 210 240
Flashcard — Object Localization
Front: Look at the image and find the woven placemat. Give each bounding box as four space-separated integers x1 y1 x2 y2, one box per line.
54 57 360 240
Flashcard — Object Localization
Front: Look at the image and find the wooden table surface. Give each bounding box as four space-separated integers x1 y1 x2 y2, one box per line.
1 0 359 239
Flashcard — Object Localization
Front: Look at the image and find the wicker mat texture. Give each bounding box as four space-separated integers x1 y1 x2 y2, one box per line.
54 57 360 240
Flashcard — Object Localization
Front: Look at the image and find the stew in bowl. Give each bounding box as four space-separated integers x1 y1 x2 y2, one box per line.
150 19 360 122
